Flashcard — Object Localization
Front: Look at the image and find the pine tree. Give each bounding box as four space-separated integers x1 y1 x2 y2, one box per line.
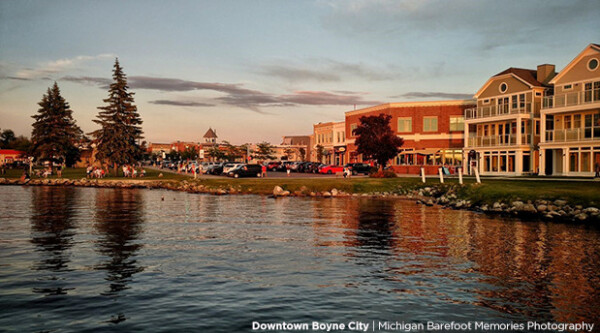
31 82 82 168
91 59 144 175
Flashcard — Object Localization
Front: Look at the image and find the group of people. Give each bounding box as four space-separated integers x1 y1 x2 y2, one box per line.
122 164 146 178
86 165 107 178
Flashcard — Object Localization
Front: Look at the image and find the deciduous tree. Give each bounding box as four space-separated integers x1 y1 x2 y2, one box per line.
253 142 275 161
353 113 404 170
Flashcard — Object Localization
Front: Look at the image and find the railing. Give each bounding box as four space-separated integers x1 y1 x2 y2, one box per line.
465 103 537 120
542 88 600 109
545 127 600 142
467 134 539 147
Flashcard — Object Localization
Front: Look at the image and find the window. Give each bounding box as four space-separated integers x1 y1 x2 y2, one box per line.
350 123 357 136
449 116 464 131
483 99 490 104
588 58 599 71
499 82 508 93
563 84 573 90
397 117 412 132
423 117 438 132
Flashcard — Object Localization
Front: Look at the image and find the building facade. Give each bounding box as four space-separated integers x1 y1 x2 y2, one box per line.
312 121 346 165
464 66 555 175
539 44 600 176
345 101 474 174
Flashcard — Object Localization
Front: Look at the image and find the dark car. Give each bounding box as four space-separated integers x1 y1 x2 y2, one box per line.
266 161 281 171
227 164 263 178
345 163 371 175
207 163 224 175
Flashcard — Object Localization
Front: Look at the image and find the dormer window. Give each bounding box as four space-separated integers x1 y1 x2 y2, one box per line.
499 82 508 93
588 58 598 71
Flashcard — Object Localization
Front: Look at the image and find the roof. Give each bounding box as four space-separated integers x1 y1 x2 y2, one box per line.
0 149 25 155
203 128 217 138
492 67 544 87
549 43 600 84
474 67 548 98
345 100 475 117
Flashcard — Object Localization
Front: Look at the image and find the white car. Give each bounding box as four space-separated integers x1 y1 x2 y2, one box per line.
223 163 242 174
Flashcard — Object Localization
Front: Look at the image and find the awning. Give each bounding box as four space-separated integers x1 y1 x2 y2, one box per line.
415 149 441 155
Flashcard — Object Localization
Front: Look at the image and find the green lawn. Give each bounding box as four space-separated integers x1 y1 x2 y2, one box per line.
2 167 599 207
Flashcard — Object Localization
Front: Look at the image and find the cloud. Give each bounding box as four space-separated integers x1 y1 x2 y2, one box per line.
260 58 395 82
149 100 216 107
393 91 473 100
61 75 112 88
280 91 380 105
64 75 380 112
320 0 599 51
13 54 116 80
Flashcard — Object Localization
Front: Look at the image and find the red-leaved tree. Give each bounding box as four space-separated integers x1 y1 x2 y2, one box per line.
353 113 404 170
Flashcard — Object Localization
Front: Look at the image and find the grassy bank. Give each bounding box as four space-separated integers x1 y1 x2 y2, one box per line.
2 167 599 207
2 167 187 181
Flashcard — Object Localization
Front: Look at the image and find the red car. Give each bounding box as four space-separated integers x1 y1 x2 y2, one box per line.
319 165 344 174
266 161 281 171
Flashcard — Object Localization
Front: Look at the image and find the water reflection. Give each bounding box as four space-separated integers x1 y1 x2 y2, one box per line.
30 186 78 296
94 189 144 296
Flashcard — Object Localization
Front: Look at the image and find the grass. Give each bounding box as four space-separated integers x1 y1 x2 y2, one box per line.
2 167 599 207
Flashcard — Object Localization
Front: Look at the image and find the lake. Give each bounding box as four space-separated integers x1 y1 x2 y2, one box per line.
0 186 599 332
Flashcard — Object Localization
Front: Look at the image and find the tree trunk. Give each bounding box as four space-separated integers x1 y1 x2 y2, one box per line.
113 163 118 177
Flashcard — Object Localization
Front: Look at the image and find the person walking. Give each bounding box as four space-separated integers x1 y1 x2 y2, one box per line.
261 164 267 178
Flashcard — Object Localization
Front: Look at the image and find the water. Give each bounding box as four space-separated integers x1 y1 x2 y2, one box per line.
0 186 599 332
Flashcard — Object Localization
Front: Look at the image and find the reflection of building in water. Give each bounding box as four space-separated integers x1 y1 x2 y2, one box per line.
30 186 78 296
94 189 145 295
309 198 599 324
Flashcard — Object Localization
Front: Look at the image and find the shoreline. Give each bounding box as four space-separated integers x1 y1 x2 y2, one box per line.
1 177 599 225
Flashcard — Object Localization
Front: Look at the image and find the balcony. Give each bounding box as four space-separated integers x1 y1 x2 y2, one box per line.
542 88 600 110
465 103 537 120
545 127 600 143
468 134 539 147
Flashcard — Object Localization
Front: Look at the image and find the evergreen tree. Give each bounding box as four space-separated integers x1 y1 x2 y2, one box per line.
31 83 82 168
91 59 143 175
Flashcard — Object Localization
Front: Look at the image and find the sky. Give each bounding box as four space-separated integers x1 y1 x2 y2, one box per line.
1 0 598 145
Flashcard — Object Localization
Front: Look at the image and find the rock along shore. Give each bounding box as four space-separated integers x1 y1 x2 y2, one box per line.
1 178 598 224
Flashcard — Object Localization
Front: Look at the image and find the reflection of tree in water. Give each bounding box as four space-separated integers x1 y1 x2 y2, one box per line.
355 199 396 253
30 186 77 296
94 189 144 295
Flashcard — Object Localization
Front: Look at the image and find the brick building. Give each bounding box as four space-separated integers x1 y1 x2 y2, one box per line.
344 100 475 174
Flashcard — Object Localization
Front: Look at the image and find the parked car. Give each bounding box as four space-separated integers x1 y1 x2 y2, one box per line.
206 163 224 175
303 162 321 173
345 163 372 175
319 164 344 174
289 162 302 172
223 163 242 174
227 164 263 178
277 161 294 171
266 161 281 171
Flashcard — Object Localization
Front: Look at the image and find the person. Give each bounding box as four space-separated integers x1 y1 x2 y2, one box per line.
0 163 5 176
286 165 291 177
86 165 93 178
57 163 63 178
261 164 267 178
595 162 600 178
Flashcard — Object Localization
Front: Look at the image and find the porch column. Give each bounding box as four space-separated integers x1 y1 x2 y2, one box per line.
464 124 469 148
516 150 523 175
563 148 569 176
516 117 523 146
539 149 546 176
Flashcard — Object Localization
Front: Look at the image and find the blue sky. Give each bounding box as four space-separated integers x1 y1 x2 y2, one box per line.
1 0 598 144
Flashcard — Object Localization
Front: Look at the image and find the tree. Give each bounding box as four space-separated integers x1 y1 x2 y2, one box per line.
180 146 198 160
222 141 242 161
253 142 275 161
91 59 143 175
206 145 226 161
167 150 181 161
31 83 82 168
283 148 296 161
353 113 404 170
298 147 306 162
0 129 16 148
315 144 324 163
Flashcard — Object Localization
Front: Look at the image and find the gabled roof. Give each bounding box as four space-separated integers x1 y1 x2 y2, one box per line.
474 67 545 98
549 43 600 85
203 127 217 138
